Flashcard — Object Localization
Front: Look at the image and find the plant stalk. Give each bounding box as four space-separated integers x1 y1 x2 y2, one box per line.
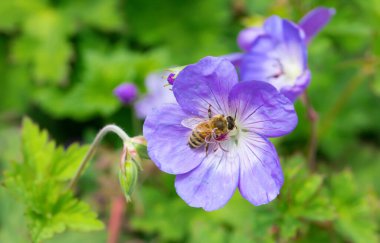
302 92 319 171
68 125 130 190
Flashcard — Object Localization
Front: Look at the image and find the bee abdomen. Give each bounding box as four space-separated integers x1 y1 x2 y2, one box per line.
188 131 205 148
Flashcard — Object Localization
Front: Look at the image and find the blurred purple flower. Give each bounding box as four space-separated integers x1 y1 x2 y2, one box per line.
240 16 310 101
234 7 335 101
238 7 335 51
114 83 138 104
143 57 298 211
134 72 176 118
299 7 336 44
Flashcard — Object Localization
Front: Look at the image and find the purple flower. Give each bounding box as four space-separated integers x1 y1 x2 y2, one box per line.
240 16 310 102
143 57 297 211
237 27 265 52
237 7 335 51
114 83 138 104
134 72 176 118
236 7 335 101
299 7 336 44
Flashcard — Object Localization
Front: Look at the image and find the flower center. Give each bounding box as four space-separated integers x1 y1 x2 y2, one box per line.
283 59 303 83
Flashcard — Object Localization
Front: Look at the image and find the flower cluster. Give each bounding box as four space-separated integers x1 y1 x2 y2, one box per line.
116 7 334 211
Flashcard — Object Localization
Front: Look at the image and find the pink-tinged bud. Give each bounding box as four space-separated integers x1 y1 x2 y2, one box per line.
167 73 176 85
165 66 186 85
114 83 138 104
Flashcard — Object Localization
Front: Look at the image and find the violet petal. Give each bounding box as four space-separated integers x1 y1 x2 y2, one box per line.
173 56 238 117
237 134 284 205
143 104 204 174
299 7 336 44
228 81 298 137
175 150 239 211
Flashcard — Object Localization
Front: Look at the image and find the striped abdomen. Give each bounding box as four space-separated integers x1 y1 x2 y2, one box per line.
188 130 207 148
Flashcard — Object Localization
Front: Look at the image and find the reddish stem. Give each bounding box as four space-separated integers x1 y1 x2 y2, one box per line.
302 92 319 171
107 196 126 243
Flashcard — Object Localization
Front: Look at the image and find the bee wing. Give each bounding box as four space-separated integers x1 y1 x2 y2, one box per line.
181 117 206 129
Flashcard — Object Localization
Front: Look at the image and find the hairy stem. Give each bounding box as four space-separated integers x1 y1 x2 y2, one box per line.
302 92 319 171
68 124 130 190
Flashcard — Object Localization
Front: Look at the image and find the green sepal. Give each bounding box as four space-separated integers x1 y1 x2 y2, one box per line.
119 159 139 202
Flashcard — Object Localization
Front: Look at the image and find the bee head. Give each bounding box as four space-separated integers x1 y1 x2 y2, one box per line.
226 116 235 130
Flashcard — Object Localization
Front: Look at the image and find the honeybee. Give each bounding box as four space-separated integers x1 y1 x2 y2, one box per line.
182 105 236 154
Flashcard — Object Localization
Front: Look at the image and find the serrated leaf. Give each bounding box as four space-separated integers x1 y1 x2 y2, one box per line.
329 170 378 243
3 118 104 242
276 156 335 239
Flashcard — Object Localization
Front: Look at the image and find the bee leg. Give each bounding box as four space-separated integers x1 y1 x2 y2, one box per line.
205 143 209 156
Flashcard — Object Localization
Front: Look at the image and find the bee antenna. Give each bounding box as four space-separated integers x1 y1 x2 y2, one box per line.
234 108 238 120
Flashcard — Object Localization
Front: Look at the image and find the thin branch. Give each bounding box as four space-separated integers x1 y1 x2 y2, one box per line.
67 125 130 190
302 92 319 171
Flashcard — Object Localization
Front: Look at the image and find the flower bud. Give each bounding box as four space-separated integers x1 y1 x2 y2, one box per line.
114 83 138 104
166 66 186 85
131 136 149 161
119 159 139 202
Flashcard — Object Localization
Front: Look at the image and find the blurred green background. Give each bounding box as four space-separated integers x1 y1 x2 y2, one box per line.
0 0 379 242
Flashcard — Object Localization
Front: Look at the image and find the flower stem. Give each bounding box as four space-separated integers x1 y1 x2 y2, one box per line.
107 196 126 243
302 92 319 171
68 124 130 190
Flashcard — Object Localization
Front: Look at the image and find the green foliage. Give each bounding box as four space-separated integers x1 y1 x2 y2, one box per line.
0 0 379 242
129 156 378 242
3 118 103 242
125 0 233 63
273 156 335 241
329 170 378 243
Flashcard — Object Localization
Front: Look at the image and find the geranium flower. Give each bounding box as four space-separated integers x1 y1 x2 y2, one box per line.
134 72 176 118
143 57 297 211
240 16 310 102
234 7 335 101
237 7 335 51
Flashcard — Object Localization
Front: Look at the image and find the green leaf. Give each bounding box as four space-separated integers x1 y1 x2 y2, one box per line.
275 156 335 240
329 170 378 243
0 187 29 243
3 117 104 242
33 47 137 120
131 186 195 241
12 7 74 84
0 0 45 32
188 218 228 243
60 0 123 31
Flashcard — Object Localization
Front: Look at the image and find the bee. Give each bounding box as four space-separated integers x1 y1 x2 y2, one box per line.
182 105 236 154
